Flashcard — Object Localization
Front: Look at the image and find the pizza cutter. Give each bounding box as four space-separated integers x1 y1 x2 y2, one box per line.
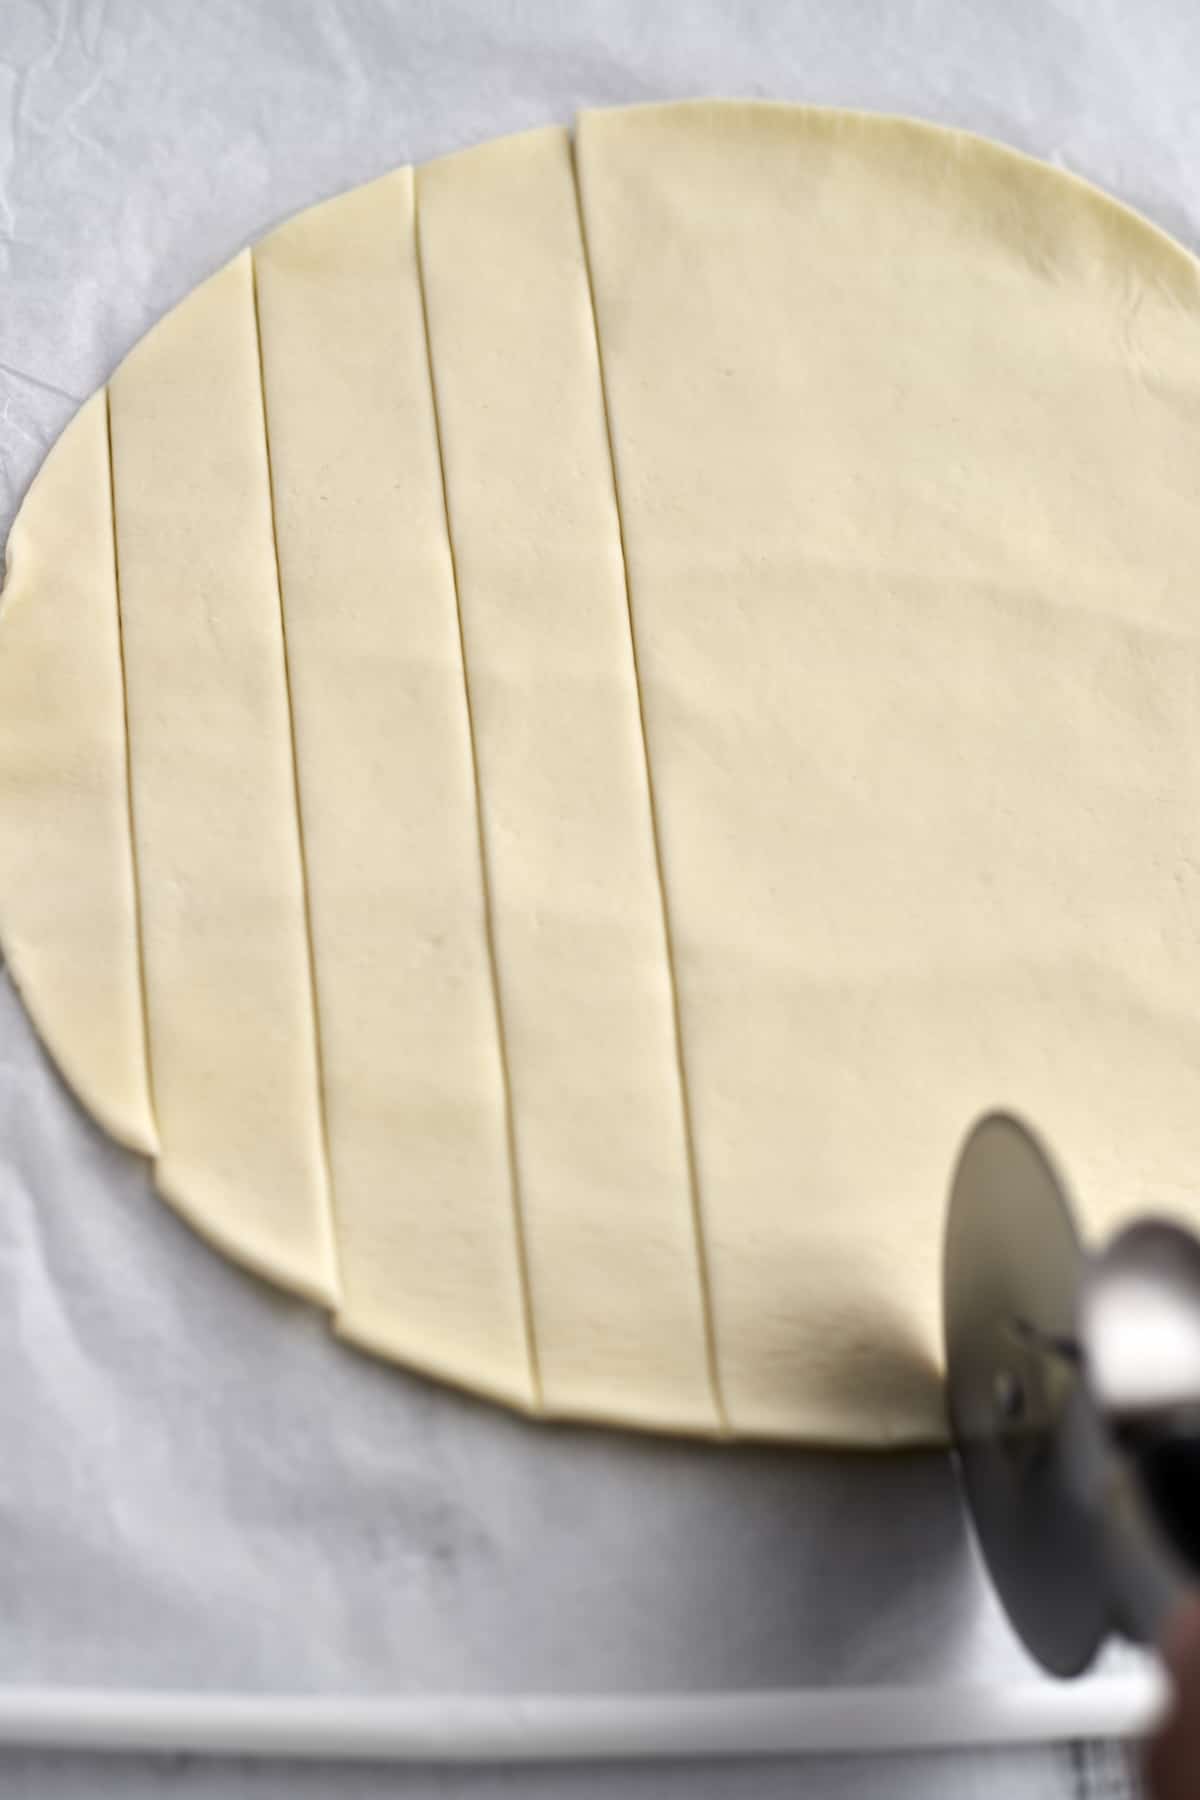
944 1112 1200 1675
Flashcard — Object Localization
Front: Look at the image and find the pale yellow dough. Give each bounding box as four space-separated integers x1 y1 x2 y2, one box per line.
416 128 720 1430
108 252 337 1303
0 392 155 1155
576 103 1200 1438
254 169 533 1406
5 102 1200 1442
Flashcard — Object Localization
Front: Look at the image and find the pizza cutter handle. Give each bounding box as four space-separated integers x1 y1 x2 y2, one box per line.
1104 1431 1200 1647
1083 1220 1200 1645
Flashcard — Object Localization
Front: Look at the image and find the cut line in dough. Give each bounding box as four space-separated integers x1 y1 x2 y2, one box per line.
0 390 156 1156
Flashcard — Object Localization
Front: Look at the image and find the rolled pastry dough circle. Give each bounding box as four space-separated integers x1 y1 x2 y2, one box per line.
4 102 1200 1444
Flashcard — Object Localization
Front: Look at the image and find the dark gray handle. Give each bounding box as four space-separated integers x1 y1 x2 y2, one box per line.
1104 1446 1200 1646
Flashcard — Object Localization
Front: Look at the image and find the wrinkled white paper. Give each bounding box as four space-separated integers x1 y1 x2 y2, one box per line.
2 0 1189 1792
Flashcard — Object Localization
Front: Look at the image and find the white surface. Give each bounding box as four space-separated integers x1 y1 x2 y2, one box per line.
2 0 1193 1793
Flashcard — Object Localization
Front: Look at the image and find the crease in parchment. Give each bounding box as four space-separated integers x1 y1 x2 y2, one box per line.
0 359 81 404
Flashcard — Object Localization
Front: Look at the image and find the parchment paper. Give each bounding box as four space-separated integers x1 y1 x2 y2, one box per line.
4 0 1193 1791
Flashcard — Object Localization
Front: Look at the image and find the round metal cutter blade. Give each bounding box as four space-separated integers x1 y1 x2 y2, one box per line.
944 1113 1110 1674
